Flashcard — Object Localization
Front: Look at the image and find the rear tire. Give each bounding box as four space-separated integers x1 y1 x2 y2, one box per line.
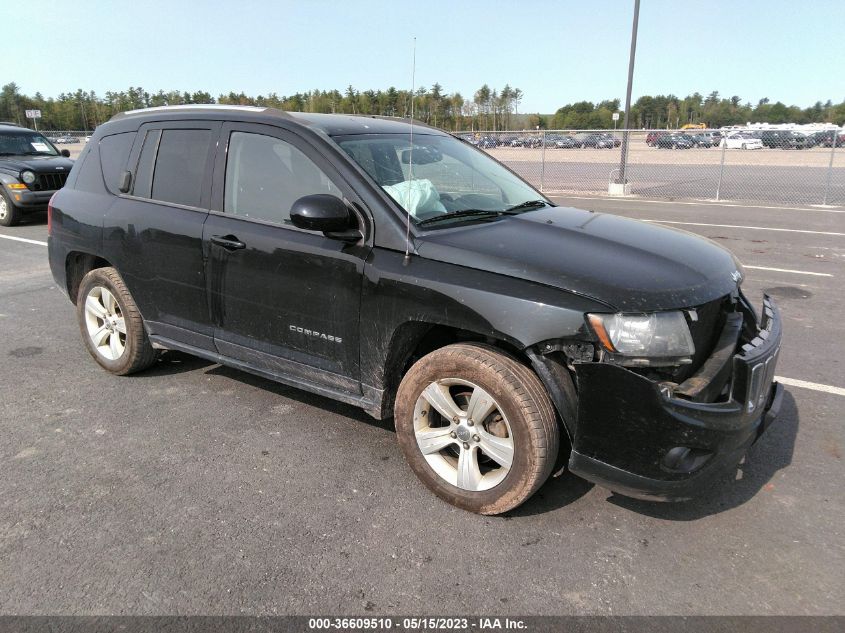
76 267 158 375
0 190 20 227
395 343 559 515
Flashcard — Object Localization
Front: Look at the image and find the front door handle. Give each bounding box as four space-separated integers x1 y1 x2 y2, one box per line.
210 235 246 251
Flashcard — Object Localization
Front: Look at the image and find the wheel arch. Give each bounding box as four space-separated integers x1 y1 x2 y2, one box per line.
373 321 527 419
65 251 113 304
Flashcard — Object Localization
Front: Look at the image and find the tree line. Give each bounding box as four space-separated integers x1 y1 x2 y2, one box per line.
2 82 843 132
552 92 845 129
0 82 528 132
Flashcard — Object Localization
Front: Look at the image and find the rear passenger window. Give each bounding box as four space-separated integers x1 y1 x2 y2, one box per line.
99 132 135 195
150 129 212 207
224 131 341 225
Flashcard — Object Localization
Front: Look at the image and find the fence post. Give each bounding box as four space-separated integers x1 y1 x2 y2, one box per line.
823 134 838 206
715 137 727 201
540 130 546 192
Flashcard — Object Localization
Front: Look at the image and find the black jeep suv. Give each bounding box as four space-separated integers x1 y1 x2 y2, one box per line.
0 123 73 226
47 106 783 514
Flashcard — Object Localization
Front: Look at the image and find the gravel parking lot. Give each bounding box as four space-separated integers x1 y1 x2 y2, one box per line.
1 198 843 617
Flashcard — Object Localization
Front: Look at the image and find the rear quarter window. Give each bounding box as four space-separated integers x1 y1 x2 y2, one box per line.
73 143 106 194
99 132 136 195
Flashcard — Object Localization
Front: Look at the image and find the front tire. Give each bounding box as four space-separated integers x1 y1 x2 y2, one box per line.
395 343 559 515
0 190 20 227
76 267 158 375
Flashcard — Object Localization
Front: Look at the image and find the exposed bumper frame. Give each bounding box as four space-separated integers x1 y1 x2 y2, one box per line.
532 295 784 501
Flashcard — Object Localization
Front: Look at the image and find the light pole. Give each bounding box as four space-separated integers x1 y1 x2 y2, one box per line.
616 0 640 185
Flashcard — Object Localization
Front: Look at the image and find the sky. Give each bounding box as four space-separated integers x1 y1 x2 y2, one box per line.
6 0 844 113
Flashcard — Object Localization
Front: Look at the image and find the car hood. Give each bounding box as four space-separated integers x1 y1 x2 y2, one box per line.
415 206 743 312
0 155 74 173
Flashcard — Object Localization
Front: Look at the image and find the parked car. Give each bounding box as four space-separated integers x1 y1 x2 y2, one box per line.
759 130 796 149
55 135 79 144
48 106 783 515
0 122 74 226
814 130 845 147
601 133 621 147
550 134 579 149
656 133 693 149
782 132 813 149
578 133 615 148
522 135 542 148
686 133 712 148
688 132 722 148
722 132 763 150
477 136 498 149
645 131 666 146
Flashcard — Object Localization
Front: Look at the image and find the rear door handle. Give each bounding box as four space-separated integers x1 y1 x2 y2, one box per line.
210 235 246 251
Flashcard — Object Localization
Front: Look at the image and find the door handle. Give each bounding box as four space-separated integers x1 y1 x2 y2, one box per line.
210 235 246 251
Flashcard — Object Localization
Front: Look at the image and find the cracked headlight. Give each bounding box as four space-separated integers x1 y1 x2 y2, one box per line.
587 311 696 367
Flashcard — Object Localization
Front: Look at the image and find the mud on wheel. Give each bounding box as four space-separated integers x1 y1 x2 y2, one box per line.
76 267 158 375
395 343 559 515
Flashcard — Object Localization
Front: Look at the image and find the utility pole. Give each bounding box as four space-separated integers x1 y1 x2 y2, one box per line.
616 0 640 185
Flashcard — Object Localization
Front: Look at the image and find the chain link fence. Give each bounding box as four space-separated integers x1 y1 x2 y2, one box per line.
463 128 845 207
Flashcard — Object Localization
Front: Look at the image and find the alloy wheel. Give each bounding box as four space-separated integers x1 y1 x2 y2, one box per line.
413 378 514 492
84 286 127 360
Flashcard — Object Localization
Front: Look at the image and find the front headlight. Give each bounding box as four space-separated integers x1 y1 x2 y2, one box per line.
21 170 36 184
587 311 695 366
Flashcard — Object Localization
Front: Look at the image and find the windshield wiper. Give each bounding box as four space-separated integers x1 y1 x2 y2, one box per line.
503 199 550 212
417 209 507 227
417 201 551 228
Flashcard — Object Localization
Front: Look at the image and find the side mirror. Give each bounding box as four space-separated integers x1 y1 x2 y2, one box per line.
118 170 132 194
290 194 354 234
60 149 71 157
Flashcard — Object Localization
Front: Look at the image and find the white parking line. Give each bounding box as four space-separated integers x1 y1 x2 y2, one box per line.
550 194 845 213
744 265 833 277
776 377 845 397
643 219 845 237
0 234 47 246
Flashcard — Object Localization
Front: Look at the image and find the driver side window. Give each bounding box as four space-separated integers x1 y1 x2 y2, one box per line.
224 132 342 225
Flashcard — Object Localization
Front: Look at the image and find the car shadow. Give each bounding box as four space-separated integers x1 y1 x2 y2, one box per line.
135 350 216 377
508 470 596 517
17 211 47 225
203 363 393 433
605 389 799 521
137 350 390 431
136 352 799 520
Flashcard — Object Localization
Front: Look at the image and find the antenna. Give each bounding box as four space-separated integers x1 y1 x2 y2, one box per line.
403 37 416 264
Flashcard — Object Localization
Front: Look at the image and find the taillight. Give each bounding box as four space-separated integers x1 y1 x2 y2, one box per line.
47 192 56 235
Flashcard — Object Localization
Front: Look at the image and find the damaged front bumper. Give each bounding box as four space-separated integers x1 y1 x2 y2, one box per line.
537 295 783 502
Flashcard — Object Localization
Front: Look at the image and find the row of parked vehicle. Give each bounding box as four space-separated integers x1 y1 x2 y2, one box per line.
46 134 89 144
460 128 844 152
458 132 623 149
646 129 844 150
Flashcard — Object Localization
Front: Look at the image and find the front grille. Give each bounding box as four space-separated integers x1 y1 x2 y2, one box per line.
29 172 68 192
687 296 729 369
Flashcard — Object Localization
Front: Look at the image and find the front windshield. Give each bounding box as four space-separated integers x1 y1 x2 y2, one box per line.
334 133 547 224
0 132 59 157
